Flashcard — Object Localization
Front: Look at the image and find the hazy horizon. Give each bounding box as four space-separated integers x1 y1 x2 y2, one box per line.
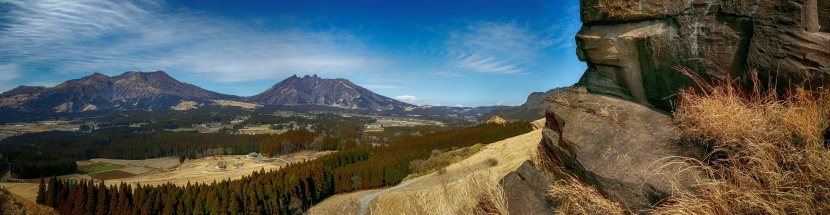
0 0 585 107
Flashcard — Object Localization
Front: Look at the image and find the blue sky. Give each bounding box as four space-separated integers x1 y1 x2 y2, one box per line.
0 0 585 107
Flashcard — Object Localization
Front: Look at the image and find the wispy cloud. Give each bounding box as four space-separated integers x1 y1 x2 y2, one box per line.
447 22 552 74
0 64 20 92
546 5 582 50
0 0 383 83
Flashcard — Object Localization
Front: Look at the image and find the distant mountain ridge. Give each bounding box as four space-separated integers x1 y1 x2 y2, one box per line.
0 71 414 113
484 87 565 121
0 71 239 112
246 74 414 111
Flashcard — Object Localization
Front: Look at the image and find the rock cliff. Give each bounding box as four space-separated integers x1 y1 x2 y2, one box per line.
576 0 830 110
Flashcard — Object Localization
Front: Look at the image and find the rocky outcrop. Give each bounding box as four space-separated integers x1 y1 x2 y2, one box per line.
576 0 830 110
500 160 555 215
540 87 698 212
484 116 509 125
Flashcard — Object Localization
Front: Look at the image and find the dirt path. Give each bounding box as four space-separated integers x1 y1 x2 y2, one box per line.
358 178 421 215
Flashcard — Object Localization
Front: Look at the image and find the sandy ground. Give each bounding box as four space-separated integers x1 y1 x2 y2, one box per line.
310 121 544 214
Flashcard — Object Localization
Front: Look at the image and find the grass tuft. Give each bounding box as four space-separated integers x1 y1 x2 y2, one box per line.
408 172 509 215
653 68 830 214
548 178 627 215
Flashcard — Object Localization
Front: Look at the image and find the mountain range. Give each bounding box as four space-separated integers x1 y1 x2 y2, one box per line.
0 71 414 113
246 74 411 111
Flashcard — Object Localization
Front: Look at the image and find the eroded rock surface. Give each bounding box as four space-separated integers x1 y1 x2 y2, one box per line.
577 0 830 110
500 160 554 215
540 87 697 212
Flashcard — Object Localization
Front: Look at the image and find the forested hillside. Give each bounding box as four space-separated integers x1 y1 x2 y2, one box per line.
38 122 533 214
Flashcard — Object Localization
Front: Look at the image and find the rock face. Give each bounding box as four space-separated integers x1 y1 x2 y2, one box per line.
500 160 555 215
576 0 830 110
540 87 696 212
246 75 414 111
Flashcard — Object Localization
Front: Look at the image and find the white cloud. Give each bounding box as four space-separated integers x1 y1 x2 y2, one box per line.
454 104 463 107
447 22 553 74
394 95 422 103
0 0 384 83
495 100 505 106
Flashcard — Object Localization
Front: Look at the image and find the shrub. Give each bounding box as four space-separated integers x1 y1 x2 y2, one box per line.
484 158 498 167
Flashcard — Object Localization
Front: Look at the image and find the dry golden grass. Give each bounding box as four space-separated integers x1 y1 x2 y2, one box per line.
365 130 542 215
548 178 627 215
404 144 486 181
548 95 571 107
405 171 509 215
653 68 830 214
0 188 57 215
596 107 619 123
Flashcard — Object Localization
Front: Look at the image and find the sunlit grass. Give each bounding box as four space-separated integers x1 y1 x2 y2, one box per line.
77 165 122 175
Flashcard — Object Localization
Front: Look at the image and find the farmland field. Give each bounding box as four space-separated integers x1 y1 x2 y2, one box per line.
77 165 122 174
88 170 135 180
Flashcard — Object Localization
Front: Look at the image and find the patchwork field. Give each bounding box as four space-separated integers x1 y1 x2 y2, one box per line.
103 151 334 187
0 120 79 140
1 151 335 203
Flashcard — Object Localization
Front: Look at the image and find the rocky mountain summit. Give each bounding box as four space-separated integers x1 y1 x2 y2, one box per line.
576 0 830 110
0 71 239 113
246 74 414 111
0 72 415 113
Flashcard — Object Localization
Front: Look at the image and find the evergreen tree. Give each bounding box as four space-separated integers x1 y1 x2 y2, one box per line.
36 176 47 205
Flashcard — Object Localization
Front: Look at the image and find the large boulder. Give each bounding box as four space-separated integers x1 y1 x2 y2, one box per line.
500 160 555 215
540 87 697 213
576 0 830 110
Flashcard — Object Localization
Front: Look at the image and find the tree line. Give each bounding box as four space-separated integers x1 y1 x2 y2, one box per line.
38 122 532 214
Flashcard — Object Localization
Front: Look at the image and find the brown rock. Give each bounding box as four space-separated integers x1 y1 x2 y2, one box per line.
540 87 695 213
576 0 830 110
500 160 555 215
579 0 691 24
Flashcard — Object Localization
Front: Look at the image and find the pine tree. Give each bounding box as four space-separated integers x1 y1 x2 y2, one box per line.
46 177 59 208
95 181 109 215
36 176 47 205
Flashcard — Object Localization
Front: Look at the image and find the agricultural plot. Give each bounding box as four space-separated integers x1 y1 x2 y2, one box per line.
77 165 122 174
88 170 136 180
